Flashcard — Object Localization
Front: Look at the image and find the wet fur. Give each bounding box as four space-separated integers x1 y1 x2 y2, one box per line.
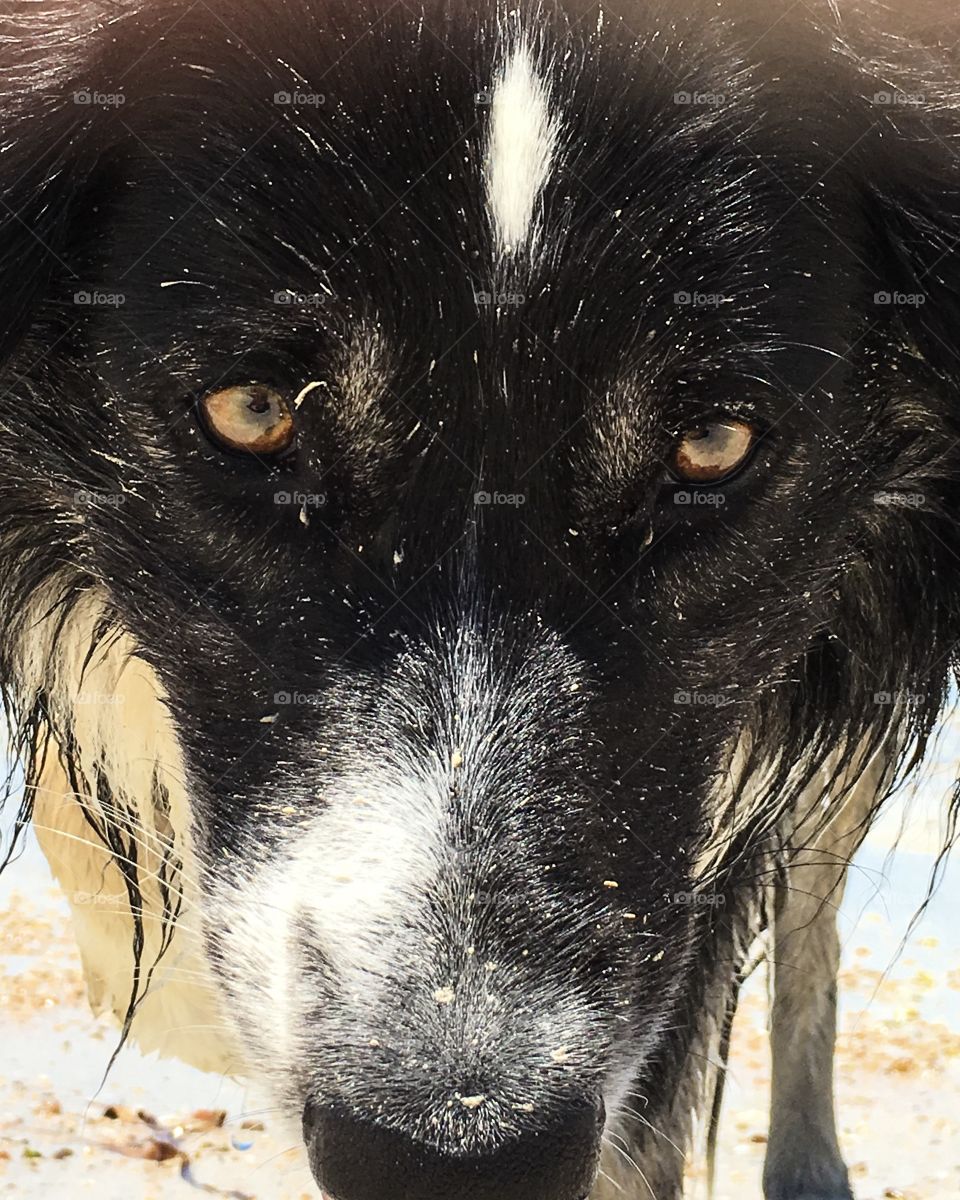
1 2 960 1198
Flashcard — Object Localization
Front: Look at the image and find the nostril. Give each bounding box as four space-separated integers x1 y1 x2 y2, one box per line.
303 1094 604 1200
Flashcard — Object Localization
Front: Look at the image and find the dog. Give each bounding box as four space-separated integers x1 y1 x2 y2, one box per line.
1 1 958 1197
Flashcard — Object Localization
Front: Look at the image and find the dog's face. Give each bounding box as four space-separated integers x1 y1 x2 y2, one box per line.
3 1 960 1197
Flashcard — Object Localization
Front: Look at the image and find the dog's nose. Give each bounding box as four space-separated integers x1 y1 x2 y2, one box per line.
303 1095 604 1200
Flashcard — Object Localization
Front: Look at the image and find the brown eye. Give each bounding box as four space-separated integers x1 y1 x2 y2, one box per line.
671 418 758 484
199 384 296 456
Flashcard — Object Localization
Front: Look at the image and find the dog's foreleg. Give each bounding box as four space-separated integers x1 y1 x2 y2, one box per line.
762 753 890 1200
763 866 851 1200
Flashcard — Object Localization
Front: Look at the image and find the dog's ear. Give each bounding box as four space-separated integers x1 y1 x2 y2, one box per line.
871 156 960 386
798 7 960 777
855 6 960 384
0 10 121 364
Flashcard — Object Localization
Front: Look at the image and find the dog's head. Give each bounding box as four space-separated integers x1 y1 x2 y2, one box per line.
2 2 960 1197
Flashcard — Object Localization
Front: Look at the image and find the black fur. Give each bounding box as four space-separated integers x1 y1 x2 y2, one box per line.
1 2 958 1197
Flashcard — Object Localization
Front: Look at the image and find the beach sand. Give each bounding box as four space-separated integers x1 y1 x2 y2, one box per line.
1 761 957 1199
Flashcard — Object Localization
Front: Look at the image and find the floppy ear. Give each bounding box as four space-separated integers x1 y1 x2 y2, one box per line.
843 9 960 848
873 167 960 388
0 9 130 659
855 2 960 389
0 7 122 363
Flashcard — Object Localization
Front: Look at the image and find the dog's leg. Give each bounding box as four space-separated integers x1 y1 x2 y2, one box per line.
762 752 890 1200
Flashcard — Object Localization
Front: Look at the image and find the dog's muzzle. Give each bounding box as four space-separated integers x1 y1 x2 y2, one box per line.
303 1094 604 1200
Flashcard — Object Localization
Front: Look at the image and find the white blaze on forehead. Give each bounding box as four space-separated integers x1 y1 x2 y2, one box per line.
484 40 560 257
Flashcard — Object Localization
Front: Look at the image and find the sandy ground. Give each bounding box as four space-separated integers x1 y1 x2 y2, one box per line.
1 755 958 1199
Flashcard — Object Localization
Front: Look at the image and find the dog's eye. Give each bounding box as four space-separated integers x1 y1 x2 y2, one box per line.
671 418 757 484
199 385 296 456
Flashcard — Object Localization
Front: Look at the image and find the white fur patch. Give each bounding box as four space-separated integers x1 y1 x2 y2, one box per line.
217 761 449 1076
14 586 238 1074
484 40 560 257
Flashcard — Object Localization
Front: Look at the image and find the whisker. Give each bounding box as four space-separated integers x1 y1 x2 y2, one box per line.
616 1107 685 1160
602 1134 658 1200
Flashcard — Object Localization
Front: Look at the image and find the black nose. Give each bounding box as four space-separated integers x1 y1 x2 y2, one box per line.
303 1095 604 1200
